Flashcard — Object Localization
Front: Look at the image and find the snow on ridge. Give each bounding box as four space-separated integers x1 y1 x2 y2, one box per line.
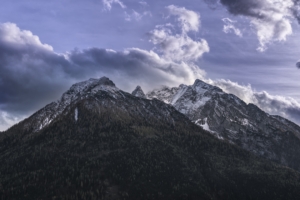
146 85 181 104
170 85 188 105
28 77 121 132
241 118 249 126
195 118 224 140
75 108 78 121
60 77 119 106
195 118 212 132
132 86 146 98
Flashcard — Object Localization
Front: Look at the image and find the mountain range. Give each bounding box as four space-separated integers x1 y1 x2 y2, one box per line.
0 77 300 199
145 79 300 172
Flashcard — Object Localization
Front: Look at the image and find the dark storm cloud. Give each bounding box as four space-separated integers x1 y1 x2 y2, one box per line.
219 0 265 18
296 61 300 69
204 0 296 51
210 0 299 21
0 23 70 114
292 0 300 23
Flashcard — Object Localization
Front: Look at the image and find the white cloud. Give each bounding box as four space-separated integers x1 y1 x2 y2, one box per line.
0 22 53 51
149 27 209 62
102 0 126 11
125 10 151 21
139 1 148 7
214 0 294 52
251 16 292 52
149 5 209 62
166 5 200 33
222 18 242 37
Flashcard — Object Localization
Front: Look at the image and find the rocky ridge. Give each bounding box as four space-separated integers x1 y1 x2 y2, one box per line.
146 79 300 171
131 86 146 98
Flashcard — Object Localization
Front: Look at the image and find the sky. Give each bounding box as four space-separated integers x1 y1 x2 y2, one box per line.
1 0 300 130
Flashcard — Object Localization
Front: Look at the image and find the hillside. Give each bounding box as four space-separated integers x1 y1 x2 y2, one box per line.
0 77 300 199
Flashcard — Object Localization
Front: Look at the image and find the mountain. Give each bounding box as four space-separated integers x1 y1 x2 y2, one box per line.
131 85 146 98
147 79 300 172
1 77 300 199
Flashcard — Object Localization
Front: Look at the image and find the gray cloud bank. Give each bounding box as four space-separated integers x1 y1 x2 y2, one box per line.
1 2 300 130
0 20 206 130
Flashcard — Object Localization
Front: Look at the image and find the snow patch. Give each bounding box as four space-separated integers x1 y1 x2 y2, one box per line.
195 118 224 140
171 86 187 105
241 118 249 126
38 117 53 131
75 108 78 121
200 118 211 132
195 118 211 132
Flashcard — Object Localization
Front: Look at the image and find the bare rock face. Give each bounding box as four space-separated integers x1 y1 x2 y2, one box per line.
148 79 300 172
131 86 146 98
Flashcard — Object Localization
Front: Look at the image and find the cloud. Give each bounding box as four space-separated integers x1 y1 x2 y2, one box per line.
0 111 22 132
0 22 53 51
0 22 206 131
206 0 295 51
125 10 151 21
0 22 68 113
149 27 209 62
139 1 148 7
149 5 209 62
296 60 300 68
66 48 205 88
254 91 300 123
102 0 151 22
166 5 200 33
222 18 242 37
207 79 300 125
102 0 126 11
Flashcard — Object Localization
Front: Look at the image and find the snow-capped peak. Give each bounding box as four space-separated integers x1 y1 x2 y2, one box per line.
26 77 120 132
132 86 146 98
61 77 119 104
193 79 222 93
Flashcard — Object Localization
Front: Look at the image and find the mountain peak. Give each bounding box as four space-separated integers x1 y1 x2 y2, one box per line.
132 85 146 98
25 77 120 132
67 76 117 96
193 79 222 92
89 76 115 87
193 79 211 88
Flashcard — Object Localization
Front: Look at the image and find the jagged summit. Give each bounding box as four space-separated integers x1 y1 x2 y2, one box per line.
92 76 115 86
147 79 300 172
193 79 207 86
132 85 146 98
61 77 118 103
24 76 120 132
193 79 223 92
67 76 116 94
